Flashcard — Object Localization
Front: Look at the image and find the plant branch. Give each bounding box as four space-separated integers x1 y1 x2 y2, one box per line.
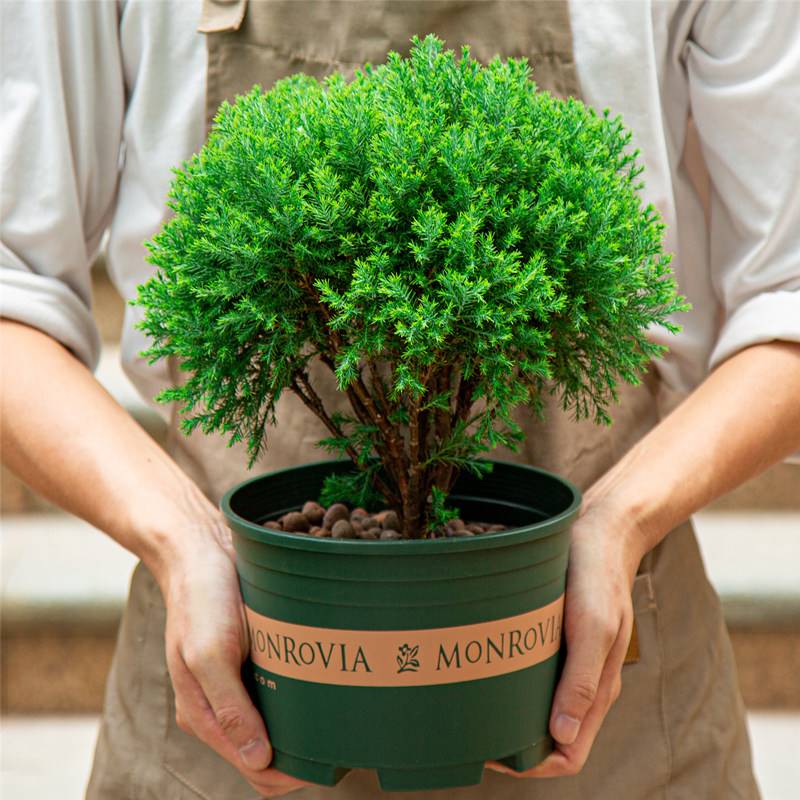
290 370 395 502
403 397 423 537
299 277 410 497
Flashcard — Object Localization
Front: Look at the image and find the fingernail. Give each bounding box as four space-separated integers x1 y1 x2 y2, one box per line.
553 713 581 745
239 738 269 769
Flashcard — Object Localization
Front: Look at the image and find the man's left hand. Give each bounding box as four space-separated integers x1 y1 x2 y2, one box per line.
487 498 643 779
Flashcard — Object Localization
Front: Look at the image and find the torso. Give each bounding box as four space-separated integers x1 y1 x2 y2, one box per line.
85 5 759 798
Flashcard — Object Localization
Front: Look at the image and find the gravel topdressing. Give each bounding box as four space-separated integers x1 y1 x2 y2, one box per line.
262 500 508 540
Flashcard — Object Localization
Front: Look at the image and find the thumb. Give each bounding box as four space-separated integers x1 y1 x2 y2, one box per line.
549 611 618 746
189 648 273 770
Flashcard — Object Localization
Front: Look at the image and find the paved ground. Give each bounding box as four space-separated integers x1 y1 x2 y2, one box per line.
1 712 798 799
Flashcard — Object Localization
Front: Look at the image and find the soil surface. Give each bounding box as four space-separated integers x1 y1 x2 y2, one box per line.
262 500 508 540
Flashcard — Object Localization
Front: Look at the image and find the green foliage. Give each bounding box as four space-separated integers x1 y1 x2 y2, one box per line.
427 485 460 534
318 470 384 511
135 34 687 536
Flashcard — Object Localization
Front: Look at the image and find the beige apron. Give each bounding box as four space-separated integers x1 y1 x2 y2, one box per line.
87 1 759 797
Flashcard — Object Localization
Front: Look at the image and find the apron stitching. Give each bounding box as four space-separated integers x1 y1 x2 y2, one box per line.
161 637 181 799
132 568 157 800
654 602 674 798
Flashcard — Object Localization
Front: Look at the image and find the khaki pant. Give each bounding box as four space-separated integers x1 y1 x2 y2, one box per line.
88 2 760 797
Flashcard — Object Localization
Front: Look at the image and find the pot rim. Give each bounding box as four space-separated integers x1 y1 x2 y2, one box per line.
220 457 581 555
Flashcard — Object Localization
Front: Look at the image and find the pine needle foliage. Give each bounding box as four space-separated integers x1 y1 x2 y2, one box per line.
136 34 687 538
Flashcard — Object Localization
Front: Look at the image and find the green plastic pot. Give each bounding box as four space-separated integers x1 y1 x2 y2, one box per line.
221 458 580 792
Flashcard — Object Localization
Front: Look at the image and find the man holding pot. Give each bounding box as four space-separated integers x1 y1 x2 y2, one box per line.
2 1 799 798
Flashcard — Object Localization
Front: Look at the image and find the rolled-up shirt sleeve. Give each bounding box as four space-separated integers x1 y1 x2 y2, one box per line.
685 0 800 371
0 1 124 370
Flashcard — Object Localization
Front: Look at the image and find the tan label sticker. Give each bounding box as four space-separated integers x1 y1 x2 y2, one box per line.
246 594 564 687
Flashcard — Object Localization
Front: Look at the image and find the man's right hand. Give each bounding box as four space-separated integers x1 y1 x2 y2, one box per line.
0 322 313 798
161 516 312 798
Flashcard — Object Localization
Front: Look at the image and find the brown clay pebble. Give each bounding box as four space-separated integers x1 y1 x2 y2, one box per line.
313 527 332 538
380 529 402 541
357 527 378 540
446 518 465 532
302 501 325 526
309 525 323 536
262 520 283 530
381 511 400 531
350 507 369 521
351 519 364 535
331 519 356 539
282 511 310 533
465 523 485 534
488 524 507 532
323 503 350 529
447 527 474 537
363 523 381 537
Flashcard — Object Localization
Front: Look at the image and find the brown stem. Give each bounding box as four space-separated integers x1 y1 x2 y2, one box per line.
311 342 409 515
351 374 408 488
415 366 440 526
345 383 409 504
417 394 430 506
296 273 395 452
321 356 410 502
296 272 459 530
429 368 455 493
366 359 390 415
316 349 409 502
366 359 409 468
402 398 423 538
424 367 480 499
290 372 396 504
441 373 481 491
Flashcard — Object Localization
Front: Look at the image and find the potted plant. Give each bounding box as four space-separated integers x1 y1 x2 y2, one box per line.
136 35 685 792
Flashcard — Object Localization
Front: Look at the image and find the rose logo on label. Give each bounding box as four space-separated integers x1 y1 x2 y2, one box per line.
396 643 421 673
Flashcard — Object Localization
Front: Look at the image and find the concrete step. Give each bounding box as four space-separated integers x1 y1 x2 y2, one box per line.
1 508 798 713
694 511 800 629
2 715 101 800
1 515 136 713
2 711 798 799
694 510 800 710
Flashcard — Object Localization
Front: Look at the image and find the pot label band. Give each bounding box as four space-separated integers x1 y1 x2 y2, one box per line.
245 594 563 687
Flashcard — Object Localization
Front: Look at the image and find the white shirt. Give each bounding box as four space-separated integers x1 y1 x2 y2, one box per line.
2 0 800 426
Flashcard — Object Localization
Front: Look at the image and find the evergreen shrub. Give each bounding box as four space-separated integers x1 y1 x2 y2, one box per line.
136 34 687 538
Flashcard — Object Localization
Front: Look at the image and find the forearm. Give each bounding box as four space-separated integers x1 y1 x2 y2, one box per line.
0 320 302 781
588 340 800 562
0 320 228 591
